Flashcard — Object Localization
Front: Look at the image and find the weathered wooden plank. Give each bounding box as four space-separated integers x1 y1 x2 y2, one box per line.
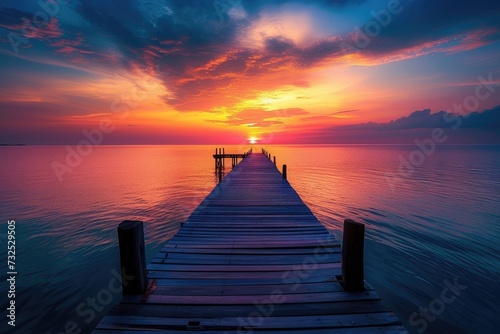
178 227 328 232
106 300 393 318
97 312 400 330
177 229 328 233
165 238 335 245
147 268 339 280
101 327 407 334
147 262 338 272
142 280 373 296
151 276 338 286
160 251 339 263
161 240 339 249
153 252 341 265
93 326 408 334
129 281 353 297
152 258 335 266
158 246 340 255
144 290 380 305
168 234 332 241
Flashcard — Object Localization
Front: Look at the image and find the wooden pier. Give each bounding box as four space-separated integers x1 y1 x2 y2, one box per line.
213 148 251 172
94 151 407 333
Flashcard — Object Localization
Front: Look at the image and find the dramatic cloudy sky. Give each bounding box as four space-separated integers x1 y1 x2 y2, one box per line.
1 0 500 144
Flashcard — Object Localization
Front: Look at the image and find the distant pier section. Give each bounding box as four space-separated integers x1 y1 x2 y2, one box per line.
213 147 251 171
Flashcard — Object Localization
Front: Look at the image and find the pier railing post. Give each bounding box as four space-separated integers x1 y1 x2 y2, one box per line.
282 164 287 179
118 220 147 295
273 156 276 165
215 148 218 170
341 219 365 291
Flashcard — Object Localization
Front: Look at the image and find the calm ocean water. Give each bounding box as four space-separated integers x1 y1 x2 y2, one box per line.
0 145 499 334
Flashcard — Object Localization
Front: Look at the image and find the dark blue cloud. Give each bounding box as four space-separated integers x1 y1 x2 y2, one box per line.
240 0 368 14
3 0 499 69
357 0 500 55
289 106 500 144
335 106 500 131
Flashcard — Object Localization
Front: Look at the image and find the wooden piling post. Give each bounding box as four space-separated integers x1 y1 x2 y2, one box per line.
118 220 147 295
273 156 276 165
341 219 365 291
218 148 221 168
282 164 287 179
222 148 225 168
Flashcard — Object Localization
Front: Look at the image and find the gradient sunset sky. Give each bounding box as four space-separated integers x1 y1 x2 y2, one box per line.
1 0 499 144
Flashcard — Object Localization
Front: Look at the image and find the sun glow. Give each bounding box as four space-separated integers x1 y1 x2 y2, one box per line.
249 137 258 144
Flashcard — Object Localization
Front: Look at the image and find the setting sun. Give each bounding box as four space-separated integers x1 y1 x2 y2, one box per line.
249 137 258 144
